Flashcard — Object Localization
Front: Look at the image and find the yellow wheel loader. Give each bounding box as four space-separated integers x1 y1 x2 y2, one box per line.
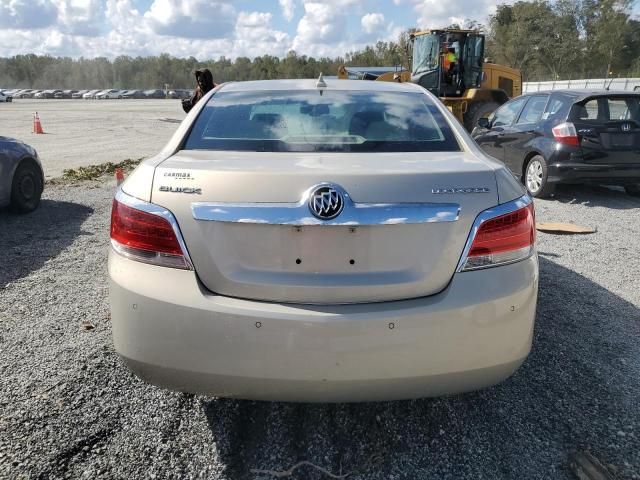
338 29 522 131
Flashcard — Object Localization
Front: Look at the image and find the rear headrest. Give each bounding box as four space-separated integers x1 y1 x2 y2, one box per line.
574 105 589 119
352 111 384 123
349 111 385 136
252 113 285 126
300 104 330 116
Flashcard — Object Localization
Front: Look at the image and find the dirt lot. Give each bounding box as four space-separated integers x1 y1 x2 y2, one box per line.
0 100 184 178
0 177 638 479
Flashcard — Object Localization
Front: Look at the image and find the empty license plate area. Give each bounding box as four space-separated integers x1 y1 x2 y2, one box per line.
604 132 637 149
285 224 411 273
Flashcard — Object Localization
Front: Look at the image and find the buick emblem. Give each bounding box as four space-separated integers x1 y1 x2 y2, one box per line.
621 123 631 132
308 185 344 220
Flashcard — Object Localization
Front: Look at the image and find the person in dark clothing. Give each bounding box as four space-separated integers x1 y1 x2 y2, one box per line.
182 68 215 113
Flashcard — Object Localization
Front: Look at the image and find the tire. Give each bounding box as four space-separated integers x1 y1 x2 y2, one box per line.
524 155 555 198
118 95 123 99
464 101 500 132
625 185 640 197
10 160 43 213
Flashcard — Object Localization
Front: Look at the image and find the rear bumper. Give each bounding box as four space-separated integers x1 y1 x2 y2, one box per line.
109 252 538 402
548 162 640 185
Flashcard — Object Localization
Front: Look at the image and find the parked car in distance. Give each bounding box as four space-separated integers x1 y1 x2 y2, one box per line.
34 89 62 99
110 78 538 402
167 89 192 99
0 136 44 213
0 91 12 102
96 89 123 99
121 89 144 99
71 90 89 99
55 90 78 99
13 89 35 98
92 89 110 99
472 89 640 197
83 89 101 99
142 89 166 99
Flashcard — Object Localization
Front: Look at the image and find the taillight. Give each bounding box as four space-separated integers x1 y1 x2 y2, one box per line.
459 199 535 271
110 196 192 270
552 122 580 146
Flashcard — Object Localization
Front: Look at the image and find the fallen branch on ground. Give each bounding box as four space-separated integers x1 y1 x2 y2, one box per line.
250 461 350 478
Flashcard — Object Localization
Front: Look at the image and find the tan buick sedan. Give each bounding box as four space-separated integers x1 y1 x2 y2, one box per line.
109 78 538 402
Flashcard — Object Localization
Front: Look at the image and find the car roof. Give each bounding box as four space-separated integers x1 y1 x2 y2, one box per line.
526 89 640 101
218 78 423 94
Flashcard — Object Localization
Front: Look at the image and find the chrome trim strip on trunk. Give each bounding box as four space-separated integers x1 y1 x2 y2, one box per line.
190 184 460 226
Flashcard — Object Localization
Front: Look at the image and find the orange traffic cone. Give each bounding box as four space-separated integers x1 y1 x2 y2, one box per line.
115 168 125 186
33 112 44 134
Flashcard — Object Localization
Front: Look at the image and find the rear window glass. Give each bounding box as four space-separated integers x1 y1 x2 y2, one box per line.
517 95 548 124
570 97 640 123
184 90 460 152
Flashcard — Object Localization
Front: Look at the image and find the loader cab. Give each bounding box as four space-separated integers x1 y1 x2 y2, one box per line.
411 30 485 98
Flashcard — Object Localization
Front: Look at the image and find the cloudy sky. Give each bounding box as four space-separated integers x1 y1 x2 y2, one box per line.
1 0 637 60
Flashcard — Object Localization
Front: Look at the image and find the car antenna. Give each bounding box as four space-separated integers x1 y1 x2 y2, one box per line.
316 72 326 95
605 76 614 91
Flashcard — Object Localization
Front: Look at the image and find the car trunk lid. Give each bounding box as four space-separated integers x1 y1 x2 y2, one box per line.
151 151 498 304
570 95 640 164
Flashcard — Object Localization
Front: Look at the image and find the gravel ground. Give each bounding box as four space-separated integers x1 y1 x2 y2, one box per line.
0 181 639 480
0 100 184 178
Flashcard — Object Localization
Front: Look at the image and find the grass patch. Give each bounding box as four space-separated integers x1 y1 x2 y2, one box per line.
48 158 143 184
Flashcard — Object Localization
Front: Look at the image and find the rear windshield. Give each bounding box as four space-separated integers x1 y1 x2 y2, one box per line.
570 96 640 123
184 90 460 152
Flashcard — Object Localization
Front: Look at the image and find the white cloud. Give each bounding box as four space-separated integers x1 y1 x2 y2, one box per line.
232 11 289 58
292 0 360 55
403 0 496 29
278 0 295 21
0 0 58 29
361 12 385 34
55 0 105 36
144 0 236 39
295 3 343 44
0 0 504 60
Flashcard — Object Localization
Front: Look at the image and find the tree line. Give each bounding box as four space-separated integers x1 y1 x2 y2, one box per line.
0 0 638 90
488 0 640 81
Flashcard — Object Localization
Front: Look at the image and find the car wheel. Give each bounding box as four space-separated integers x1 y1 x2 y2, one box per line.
524 155 555 198
118 95 123 99
624 185 640 197
10 160 43 213
464 101 500 132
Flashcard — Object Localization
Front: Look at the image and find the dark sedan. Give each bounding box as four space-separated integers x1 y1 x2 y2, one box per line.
0 137 44 213
142 89 166 99
472 90 640 197
54 90 78 99
121 89 144 99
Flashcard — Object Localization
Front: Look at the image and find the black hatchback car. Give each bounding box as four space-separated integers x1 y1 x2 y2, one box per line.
472 90 640 197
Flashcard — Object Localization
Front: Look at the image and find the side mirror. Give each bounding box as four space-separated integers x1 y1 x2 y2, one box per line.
477 117 490 129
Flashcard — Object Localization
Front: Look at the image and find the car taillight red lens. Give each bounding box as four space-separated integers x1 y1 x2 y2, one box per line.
110 199 190 269
461 203 535 271
552 122 580 146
